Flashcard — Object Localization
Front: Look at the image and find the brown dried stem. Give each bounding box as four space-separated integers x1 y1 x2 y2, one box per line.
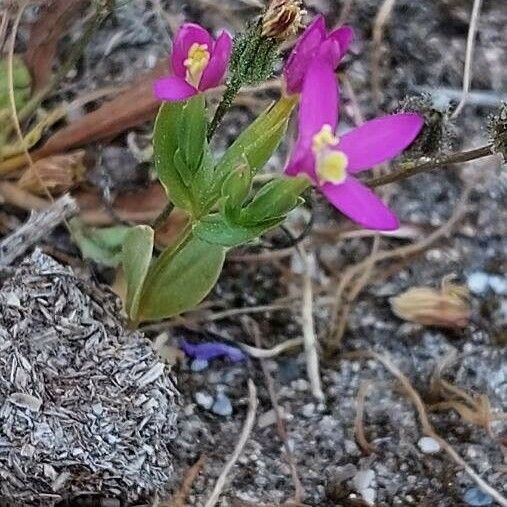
344 350 507 507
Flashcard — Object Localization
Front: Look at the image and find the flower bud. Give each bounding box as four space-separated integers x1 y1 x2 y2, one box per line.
262 0 305 40
390 278 471 329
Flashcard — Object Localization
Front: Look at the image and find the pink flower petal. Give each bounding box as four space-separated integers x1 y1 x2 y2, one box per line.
171 23 214 79
320 176 399 230
328 25 354 61
285 140 317 181
298 59 339 142
154 76 198 101
336 113 424 173
199 30 233 90
284 16 326 94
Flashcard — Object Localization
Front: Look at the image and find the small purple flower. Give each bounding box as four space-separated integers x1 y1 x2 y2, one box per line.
154 23 233 102
284 15 353 95
180 340 246 362
285 60 424 231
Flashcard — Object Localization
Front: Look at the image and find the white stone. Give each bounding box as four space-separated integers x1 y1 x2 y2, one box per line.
418 436 441 454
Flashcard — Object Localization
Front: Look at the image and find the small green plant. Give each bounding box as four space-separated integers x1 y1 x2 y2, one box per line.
121 6 425 325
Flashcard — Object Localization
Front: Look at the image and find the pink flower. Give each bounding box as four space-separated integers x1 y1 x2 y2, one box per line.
284 15 354 94
285 60 424 231
154 23 233 102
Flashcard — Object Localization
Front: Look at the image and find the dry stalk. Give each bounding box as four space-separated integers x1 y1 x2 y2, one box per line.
204 379 259 507
354 381 377 455
296 243 324 400
371 0 398 106
327 235 380 349
326 185 472 352
344 350 507 507
452 0 483 118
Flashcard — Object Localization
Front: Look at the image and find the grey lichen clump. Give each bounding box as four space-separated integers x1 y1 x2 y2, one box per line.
0 251 179 505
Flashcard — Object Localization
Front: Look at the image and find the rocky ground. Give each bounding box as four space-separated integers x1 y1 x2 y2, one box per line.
1 0 506 505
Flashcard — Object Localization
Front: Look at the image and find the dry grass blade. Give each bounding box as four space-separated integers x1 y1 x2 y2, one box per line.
24 0 89 91
326 186 472 352
204 380 258 507
344 350 507 507
452 0 483 118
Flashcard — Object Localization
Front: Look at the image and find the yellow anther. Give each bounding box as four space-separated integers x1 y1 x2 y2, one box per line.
316 151 348 184
184 43 210 87
312 124 339 153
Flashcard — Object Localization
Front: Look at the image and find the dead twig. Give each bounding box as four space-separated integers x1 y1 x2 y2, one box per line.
204 380 259 507
163 455 207 507
452 0 483 118
296 243 324 400
344 350 507 507
0 194 78 266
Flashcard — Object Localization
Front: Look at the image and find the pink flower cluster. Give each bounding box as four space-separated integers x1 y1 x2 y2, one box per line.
154 17 424 231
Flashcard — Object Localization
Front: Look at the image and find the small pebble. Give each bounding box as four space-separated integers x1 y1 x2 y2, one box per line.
352 469 375 491
302 403 315 418
191 358 209 372
212 392 233 417
195 391 214 410
464 487 493 506
418 436 441 454
468 272 489 294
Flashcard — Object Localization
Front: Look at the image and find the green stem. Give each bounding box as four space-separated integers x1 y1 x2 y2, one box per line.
366 143 496 188
207 78 242 141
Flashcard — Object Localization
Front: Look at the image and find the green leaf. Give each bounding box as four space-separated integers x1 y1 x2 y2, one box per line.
122 225 154 322
69 218 131 268
137 235 226 321
154 101 193 211
215 95 297 180
221 162 252 222
241 176 309 225
194 214 282 247
177 94 207 171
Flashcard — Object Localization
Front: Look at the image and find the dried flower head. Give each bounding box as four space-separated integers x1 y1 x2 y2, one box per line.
397 94 454 157
262 0 306 40
390 276 471 329
488 102 507 162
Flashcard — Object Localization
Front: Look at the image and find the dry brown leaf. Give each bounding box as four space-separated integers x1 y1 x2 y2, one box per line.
390 277 471 328
32 62 167 160
24 0 89 91
17 150 86 194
